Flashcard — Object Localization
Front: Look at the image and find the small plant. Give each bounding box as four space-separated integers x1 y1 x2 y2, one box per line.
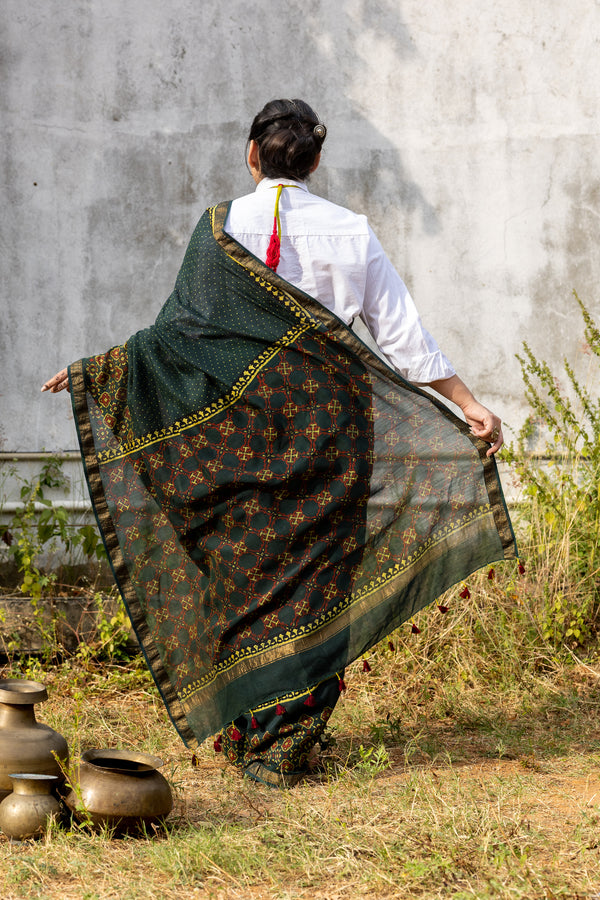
75 593 133 662
0 457 111 659
0 606 22 657
502 292 600 648
354 742 391 775
369 714 404 745
52 691 97 833
0 457 106 601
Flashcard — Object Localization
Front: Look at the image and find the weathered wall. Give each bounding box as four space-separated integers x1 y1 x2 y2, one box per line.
2 0 600 465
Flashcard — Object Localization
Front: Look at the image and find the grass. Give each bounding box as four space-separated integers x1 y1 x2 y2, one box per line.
3 559 600 899
5 293 600 897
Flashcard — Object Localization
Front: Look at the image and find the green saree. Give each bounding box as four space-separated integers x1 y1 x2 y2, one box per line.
69 202 516 785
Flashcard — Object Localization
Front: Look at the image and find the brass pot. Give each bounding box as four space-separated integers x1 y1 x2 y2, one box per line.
65 749 173 832
0 773 61 840
0 679 69 801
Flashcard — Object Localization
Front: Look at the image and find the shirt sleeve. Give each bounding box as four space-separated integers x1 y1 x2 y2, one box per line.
359 226 456 383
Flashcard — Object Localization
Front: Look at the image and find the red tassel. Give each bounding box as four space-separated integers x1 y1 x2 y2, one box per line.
459 586 471 599
213 734 223 753
250 714 258 730
191 753 200 767
230 726 243 741
411 623 421 634
265 183 285 272
362 660 371 673
304 692 316 707
276 703 286 716
265 226 281 271
437 605 449 614
518 561 525 575
388 641 395 652
338 676 346 692
487 567 495 580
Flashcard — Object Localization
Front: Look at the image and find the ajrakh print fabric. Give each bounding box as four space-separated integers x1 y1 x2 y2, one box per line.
69 201 516 751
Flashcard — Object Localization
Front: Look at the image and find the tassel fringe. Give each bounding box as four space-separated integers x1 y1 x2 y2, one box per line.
265 184 284 271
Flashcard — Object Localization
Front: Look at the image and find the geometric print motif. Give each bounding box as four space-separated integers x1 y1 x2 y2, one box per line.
102 329 373 684
86 323 378 767
84 344 133 445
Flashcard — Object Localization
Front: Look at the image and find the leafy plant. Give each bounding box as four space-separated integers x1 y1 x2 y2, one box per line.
502 292 600 647
0 457 114 660
0 457 106 601
75 593 133 662
354 742 391 774
369 714 404 745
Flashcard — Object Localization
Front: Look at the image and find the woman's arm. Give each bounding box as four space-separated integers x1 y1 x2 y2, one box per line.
418 374 503 457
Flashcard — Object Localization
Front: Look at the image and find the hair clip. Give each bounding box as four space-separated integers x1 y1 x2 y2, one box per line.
313 123 327 139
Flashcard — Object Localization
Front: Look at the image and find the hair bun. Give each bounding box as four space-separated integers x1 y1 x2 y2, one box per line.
249 100 324 180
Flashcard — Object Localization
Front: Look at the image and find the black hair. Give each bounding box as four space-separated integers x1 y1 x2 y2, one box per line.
248 98 326 181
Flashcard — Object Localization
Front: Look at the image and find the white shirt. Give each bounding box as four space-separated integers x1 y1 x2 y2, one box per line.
225 177 455 383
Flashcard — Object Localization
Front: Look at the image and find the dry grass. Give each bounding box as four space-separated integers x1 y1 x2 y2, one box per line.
3 563 600 899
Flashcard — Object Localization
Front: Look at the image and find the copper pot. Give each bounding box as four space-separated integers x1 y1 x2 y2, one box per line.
65 749 173 832
0 773 61 840
0 680 69 801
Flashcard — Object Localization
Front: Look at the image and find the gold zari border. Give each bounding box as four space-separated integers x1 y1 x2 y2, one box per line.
97 320 312 464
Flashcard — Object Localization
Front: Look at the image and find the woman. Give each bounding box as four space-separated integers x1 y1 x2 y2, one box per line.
43 99 515 787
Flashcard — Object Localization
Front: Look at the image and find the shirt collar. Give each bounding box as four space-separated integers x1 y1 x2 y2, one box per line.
255 177 309 194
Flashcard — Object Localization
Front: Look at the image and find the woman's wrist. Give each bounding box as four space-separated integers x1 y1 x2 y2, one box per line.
420 374 475 410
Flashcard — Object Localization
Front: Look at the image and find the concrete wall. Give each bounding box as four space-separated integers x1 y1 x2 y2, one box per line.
2 0 600 466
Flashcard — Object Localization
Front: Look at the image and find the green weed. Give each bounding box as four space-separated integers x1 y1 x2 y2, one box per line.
502 292 600 648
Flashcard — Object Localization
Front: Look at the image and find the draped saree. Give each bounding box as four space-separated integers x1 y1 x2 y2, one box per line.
69 202 516 786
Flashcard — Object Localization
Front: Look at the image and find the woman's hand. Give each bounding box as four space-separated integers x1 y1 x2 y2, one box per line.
420 374 503 456
460 398 503 456
41 368 70 394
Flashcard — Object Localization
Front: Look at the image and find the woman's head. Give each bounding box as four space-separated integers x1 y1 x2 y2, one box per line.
247 99 326 181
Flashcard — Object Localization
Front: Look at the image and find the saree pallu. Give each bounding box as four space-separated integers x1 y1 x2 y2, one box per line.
69 202 516 783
